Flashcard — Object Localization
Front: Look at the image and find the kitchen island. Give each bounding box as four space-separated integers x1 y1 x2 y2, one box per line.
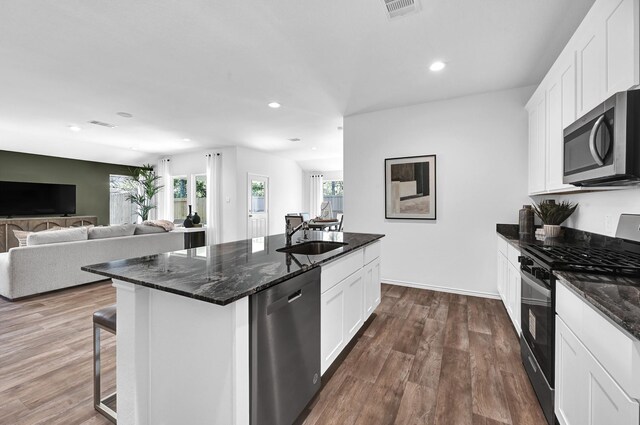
82 231 383 425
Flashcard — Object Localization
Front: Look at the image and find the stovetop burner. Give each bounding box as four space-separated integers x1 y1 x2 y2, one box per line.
523 244 640 275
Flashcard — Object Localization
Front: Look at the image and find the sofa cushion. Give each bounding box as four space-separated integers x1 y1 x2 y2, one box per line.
134 224 167 235
88 224 136 240
14 226 64 247
27 226 88 246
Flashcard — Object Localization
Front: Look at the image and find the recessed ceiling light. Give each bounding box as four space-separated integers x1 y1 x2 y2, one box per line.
311 147 317 151
68 125 81 132
117 112 133 118
429 61 446 72
182 138 191 142
268 102 281 109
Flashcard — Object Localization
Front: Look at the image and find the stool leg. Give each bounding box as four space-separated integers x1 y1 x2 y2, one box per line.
94 324 101 410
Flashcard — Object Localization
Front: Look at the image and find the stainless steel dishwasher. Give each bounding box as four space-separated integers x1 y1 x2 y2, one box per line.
250 267 321 425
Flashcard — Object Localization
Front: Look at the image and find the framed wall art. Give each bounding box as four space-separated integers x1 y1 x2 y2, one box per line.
385 154 436 220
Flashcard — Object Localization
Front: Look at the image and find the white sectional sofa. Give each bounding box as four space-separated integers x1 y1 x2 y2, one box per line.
0 231 184 300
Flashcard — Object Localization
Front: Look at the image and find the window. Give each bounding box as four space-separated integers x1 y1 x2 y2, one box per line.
109 175 137 224
322 180 343 218
195 174 207 224
173 176 188 220
251 180 266 213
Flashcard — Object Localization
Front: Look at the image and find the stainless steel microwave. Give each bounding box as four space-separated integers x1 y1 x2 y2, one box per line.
563 90 640 186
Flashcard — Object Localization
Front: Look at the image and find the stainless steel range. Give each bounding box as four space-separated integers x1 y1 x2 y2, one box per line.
518 214 640 425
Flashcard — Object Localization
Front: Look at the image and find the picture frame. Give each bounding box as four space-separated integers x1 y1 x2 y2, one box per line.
385 154 436 220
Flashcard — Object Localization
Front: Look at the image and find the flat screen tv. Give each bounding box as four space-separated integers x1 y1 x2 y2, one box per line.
0 181 76 217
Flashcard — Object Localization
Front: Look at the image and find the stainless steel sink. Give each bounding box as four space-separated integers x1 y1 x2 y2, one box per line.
277 241 348 255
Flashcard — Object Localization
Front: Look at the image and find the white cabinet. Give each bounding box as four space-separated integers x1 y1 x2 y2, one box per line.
496 236 521 334
528 94 547 194
526 0 640 195
556 280 640 425
344 269 364 342
320 241 381 374
364 257 381 319
556 316 640 425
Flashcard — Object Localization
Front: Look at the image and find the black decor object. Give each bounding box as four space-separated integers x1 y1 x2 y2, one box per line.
192 212 201 225
519 205 534 238
183 205 194 228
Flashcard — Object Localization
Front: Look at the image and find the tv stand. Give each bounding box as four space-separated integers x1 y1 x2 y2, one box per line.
0 215 97 253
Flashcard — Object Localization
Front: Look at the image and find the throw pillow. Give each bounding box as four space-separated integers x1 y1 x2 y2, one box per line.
27 226 89 246
134 224 167 235
13 226 63 247
88 224 136 240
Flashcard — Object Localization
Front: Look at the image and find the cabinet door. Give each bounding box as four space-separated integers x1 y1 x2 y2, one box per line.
604 0 639 96
508 262 521 334
343 269 364 342
528 95 547 194
556 316 640 425
584 345 640 425
576 22 604 116
363 258 381 320
321 280 345 374
496 252 505 301
556 317 588 425
547 80 564 190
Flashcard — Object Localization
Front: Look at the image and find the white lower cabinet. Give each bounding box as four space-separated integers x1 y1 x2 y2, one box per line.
364 257 381 319
320 242 381 375
556 280 640 425
496 236 521 334
555 316 640 425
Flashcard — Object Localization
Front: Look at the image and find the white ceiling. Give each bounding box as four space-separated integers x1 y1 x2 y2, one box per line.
0 0 594 170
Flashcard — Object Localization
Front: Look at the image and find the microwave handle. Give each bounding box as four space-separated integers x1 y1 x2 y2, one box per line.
589 115 606 166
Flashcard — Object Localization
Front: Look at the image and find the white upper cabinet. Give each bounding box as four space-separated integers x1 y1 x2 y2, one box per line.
526 0 640 195
604 0 639 96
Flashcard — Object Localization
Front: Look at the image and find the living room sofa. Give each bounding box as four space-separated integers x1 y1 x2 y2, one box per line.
0 231 184 300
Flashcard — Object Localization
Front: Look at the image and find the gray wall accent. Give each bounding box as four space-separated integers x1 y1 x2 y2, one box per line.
0 151 135 225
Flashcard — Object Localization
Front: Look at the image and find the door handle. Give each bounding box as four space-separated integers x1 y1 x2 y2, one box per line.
288 290 302 303
589 115 606 166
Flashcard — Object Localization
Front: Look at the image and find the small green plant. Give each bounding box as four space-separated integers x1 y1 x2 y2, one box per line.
532 200 578 225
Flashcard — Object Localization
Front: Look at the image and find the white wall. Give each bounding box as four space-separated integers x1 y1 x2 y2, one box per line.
235 147 304 240
534 188 640 236
344 86 533 297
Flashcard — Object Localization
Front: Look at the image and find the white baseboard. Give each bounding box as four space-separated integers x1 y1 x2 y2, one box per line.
382 278 500 300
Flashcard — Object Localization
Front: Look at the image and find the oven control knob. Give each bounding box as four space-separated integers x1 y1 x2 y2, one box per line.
518 256 532 266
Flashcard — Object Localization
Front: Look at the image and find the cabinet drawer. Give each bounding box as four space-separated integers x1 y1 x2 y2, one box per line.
556 280 640 399
507 244 521 268
363 241 381 265
321 250 364 293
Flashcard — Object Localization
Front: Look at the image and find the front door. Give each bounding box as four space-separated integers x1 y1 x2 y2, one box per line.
248 174 268 239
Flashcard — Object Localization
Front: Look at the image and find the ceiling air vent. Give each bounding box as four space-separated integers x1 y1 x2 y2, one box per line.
88 120 116 128
382 0 419 20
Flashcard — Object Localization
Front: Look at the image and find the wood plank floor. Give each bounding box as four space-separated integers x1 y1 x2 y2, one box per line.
301 284 548 425
0 281 547 425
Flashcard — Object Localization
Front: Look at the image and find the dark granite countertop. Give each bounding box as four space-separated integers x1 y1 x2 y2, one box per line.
498 223 640 340
556 271 640 342
82 231 384 306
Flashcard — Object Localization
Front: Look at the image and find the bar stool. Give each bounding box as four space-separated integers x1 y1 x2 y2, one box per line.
93 305 117 423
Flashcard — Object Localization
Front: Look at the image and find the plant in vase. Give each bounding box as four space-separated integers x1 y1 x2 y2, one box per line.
532 200 578 238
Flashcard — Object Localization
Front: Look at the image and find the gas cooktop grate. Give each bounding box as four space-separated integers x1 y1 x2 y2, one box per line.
524 245 640 275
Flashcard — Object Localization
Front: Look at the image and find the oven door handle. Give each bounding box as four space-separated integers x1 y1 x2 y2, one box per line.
589 115 606 166
521 271 552 298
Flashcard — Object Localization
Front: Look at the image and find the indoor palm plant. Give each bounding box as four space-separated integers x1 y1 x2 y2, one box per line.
532 200 578 237
113 164 164 222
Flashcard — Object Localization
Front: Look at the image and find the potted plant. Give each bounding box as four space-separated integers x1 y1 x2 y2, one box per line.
532 200 578 238
112 164 164 222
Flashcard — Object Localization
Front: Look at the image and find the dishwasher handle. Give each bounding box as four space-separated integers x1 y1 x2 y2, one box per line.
266 287 307 315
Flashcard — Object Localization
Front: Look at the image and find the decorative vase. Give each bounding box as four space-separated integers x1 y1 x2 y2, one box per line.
543 224 561 238
183 205 194 228
519 205 534 238
192 212 201 225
